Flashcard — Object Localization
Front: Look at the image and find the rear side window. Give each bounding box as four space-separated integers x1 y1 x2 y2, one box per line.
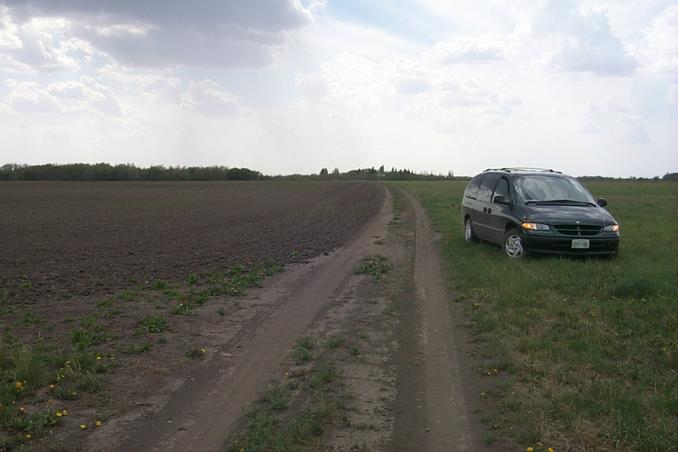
477 173 500 202
492 178 509 202
464 175 484 199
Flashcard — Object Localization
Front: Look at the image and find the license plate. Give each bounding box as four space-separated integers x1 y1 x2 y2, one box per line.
571 239 590 249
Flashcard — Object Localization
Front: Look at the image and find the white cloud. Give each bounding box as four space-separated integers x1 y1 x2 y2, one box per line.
4 79 60 112
669 84 678 105
637 4 678 77
98 64 181 102
0 9 90 73
295 73 329 102
180 80 242 117
527 3 638 76
3 0 316 69
396 77 433 95
0 5 21 49
3 77 122 116
426 36 505 64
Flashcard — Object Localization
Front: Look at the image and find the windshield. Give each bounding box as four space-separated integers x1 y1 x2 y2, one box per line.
513 176 595 204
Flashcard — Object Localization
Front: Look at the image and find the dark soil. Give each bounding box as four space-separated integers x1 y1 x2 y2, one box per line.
0 181 384 303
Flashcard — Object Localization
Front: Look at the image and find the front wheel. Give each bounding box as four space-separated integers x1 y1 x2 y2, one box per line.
503 229 525 259
464 218 478 242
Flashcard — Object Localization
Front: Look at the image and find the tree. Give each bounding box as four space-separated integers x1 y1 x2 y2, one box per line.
319 168 328 176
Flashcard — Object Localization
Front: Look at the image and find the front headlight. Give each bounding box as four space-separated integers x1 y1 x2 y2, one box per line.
603 224 620 233
522 222 550 231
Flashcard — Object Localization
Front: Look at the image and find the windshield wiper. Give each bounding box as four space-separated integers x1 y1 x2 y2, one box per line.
528 199 596 206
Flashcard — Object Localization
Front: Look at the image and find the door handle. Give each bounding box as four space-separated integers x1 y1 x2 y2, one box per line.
482 207 487 213
488 208 492 214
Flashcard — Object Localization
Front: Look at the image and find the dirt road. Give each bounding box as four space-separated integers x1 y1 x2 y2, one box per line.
87 185 484 451
392 191 487 452
112 186 392 451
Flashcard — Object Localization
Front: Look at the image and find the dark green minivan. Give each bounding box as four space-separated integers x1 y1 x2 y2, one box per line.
461 168 620 258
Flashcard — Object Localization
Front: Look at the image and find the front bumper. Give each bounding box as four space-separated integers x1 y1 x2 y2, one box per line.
521 233 620 256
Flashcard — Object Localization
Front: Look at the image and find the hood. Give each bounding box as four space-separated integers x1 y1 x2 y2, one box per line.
518 204 617 225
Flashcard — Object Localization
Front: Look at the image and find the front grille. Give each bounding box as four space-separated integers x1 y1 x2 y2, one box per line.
553 224 601 236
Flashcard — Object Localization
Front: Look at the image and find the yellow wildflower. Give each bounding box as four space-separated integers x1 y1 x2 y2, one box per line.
80 424 87 430
56 411 63 417
527 448 533 452
25 434 31 440
95 420 102 427
14 381 22 390
548 449 554 452
62 409 69 416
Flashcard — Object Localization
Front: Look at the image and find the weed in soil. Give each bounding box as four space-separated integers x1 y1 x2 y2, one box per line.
355 255 390 281
71 318 109 351
292 336 314 365
186 348 207 360
136 316 167 335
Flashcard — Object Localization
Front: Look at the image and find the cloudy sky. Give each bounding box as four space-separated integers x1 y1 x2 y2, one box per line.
0 0 676 177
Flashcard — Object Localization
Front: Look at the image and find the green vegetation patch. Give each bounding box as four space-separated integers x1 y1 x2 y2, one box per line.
0 343 111 448
355 254 390 281
398 180 678 451
231 357 349 452
70 317 109 351
291 336 314 365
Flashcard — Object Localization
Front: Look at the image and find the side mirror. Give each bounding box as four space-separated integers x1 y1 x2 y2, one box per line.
597 198 607 207
493 195 509 204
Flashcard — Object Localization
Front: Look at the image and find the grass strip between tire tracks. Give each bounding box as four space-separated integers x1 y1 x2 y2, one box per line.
230 336 352 452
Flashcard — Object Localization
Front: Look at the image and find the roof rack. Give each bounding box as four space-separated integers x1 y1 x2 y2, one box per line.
483 167 562 174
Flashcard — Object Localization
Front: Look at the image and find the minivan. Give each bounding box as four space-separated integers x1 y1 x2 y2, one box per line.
461 168 620 258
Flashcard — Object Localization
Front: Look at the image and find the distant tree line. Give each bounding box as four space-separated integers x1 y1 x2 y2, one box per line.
4 163 672 182
0 163 263 181
278 166 458 181
579 173 678 182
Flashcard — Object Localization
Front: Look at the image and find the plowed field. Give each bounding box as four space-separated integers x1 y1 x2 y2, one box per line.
0 181 384 303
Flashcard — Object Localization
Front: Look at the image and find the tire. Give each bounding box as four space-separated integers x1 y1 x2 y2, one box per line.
503 229 525 259
464 218 478 243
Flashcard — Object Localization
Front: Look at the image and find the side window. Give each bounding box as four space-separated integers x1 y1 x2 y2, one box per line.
477 173 500 202
492 178 509 202
464 175 484 199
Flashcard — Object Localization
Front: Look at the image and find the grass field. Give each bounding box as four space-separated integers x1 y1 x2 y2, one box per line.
400 180 678 451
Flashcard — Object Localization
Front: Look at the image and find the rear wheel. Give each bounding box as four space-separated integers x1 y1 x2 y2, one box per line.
503 229 525 259
464 218 478 242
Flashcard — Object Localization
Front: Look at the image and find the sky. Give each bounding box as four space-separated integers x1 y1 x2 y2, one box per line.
0 0 676 177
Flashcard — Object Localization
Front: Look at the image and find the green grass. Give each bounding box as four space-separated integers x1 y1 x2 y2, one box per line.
1 255 284 446
186 348 206 360
136 315 167 334
0 344 110 447
123 342 152 355
355 254 390 280
70 317 109 351
397 180 678 451
231 345 350 452
292 336 314 365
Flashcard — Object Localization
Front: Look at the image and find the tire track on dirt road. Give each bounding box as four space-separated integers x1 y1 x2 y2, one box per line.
393 190 487 452
113 186 391 452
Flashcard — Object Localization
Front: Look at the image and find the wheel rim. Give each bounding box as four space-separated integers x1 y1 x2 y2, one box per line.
464 220 472 241
505 234 524 258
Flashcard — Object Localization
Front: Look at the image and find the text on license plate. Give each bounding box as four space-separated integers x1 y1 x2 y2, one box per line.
571 239 590 249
